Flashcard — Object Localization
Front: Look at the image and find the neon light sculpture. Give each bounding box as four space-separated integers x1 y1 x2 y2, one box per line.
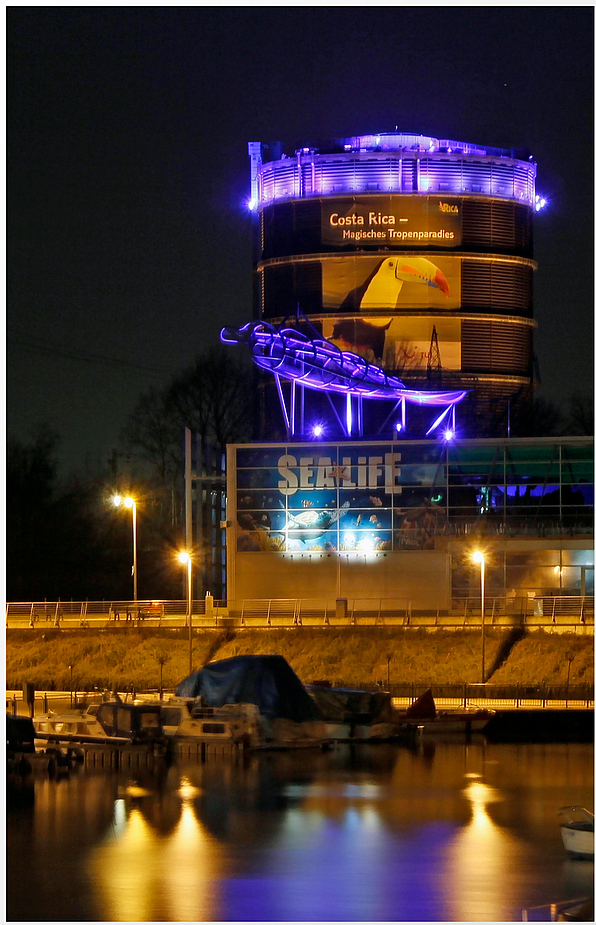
221 314 467 439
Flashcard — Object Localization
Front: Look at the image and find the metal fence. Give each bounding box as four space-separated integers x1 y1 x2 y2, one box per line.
349 682 594 707
7 683 593 717
6 595 594 630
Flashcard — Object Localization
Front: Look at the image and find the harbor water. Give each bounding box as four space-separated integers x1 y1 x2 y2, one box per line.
7 739 594 922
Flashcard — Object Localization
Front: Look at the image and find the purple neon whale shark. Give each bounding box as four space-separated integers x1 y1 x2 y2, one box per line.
220 317 467 408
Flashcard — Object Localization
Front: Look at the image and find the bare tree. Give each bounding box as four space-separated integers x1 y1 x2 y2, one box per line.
165 347 253 452
124 386 181 481
122 347 254 485
565 391 594 436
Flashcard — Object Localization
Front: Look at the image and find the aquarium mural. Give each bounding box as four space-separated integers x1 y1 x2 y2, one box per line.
235 443 447 553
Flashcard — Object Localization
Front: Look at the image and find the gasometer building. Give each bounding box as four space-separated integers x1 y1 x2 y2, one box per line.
219 133 593 616
249 131 537 439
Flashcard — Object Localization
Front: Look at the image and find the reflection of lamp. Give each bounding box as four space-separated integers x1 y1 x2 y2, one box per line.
446 775 523 923
473 551 486 683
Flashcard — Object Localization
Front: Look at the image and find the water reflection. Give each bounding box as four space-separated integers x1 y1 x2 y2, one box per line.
7 741 594 923
90 772 224 923
446 774 524 922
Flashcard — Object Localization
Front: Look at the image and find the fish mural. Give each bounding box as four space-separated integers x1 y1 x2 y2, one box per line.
282 500 350 544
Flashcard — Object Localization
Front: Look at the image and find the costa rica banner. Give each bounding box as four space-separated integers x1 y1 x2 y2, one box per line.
321 196 462 247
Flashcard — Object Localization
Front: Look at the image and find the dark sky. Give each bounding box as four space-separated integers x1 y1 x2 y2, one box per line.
8 7 594 474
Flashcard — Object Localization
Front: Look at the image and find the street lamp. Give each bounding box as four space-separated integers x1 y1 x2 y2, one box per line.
473 551 486 684
113 496 137 604
179 552 193 676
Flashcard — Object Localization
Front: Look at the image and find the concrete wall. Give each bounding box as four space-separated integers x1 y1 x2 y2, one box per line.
232 549 451 607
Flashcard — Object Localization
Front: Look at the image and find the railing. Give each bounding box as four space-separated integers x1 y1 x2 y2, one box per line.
7 684 593 718
5 599 216 628
346 682 594 708
521 898 592 921
6 596 594 630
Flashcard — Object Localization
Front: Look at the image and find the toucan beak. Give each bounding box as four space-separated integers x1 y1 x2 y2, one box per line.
433 267 449 296
396 258 450 296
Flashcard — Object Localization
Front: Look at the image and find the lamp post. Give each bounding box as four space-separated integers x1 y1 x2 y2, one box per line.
179 552 193 676
473 551 486 684
113 496 137 604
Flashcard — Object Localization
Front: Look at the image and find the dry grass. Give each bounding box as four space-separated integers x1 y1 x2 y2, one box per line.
489 632 594 686
5 627 593 692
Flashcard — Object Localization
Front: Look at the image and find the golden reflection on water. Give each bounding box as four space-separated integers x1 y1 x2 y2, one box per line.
89 776 221 923
9 744 591 923
446 772 526 923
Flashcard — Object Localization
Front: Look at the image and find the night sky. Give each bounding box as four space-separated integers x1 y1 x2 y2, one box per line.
8 7 594 474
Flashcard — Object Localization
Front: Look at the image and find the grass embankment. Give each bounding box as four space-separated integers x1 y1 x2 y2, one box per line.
5 627 594 693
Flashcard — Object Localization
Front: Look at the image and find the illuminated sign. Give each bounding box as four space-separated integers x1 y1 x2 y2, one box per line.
322 197 462 247
235 443 447 553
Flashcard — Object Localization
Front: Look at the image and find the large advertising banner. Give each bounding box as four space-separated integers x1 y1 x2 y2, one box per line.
320 315 461 371
321 196 462 248
235 444 447 554
322 255 461 312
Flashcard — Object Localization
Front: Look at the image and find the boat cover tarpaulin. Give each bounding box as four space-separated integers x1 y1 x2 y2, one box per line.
175 655 321 722
306 686 395 724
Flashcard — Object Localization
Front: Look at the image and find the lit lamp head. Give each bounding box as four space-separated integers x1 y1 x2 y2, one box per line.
113 495 135 508
179 552 191 565
472 551 485 566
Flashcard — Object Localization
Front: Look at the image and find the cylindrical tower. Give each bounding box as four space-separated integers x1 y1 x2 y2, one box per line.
249 132 538 439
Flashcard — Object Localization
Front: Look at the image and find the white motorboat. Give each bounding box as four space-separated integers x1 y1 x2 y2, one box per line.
557 806 594 858
159 696 329 749
32 700 166 748
33 705 108 741
173 656 330 749
160 697 261 747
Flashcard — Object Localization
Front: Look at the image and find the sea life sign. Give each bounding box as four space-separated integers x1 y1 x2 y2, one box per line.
234 443 447 553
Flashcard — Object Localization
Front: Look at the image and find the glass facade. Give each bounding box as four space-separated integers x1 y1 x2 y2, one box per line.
232 438 593 554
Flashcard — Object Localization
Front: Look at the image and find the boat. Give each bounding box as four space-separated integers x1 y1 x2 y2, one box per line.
7 713 38 774
33 704 110 742
32 699 168 753
557 806 594 858
306 684 410 742
396 688 495 734
174 655 329 748
160 697 261 747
